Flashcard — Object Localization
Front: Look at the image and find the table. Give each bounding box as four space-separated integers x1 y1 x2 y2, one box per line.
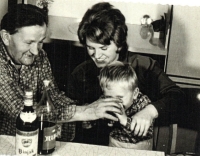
0 135 165 156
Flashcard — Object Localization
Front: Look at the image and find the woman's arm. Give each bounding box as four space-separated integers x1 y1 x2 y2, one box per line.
128 54 184 135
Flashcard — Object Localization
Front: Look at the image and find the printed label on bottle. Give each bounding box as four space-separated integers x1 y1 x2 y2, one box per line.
43 125 56 150
16 129 38 156
20 112 37 123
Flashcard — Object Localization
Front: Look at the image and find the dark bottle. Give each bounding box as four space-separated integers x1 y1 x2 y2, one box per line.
16 90 39 156
37 80 57 155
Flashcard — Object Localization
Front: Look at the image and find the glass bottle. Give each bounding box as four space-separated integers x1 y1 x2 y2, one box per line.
140 24 154 40
140 15 154 40
37 80 57 155
16 90 39 156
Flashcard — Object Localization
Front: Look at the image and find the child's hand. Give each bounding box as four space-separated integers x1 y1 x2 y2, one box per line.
115 106 127 126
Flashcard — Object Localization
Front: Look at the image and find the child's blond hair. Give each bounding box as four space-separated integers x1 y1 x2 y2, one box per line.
99 61 138 91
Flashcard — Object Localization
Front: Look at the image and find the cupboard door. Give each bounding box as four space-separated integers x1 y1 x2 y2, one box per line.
166 5 200 87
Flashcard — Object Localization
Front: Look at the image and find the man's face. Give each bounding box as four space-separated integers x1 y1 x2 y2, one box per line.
103 81 134 110
86 38 119 68
5 25 47 66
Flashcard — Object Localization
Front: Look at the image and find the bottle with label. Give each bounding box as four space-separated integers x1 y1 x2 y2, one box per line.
37 80 57 155
16 90 39 156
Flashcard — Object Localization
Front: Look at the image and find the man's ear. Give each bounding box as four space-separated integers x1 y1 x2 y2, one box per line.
0 30 10 46
133 87 139 99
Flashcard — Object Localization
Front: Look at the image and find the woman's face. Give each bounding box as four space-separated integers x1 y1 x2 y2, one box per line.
86 38 119 68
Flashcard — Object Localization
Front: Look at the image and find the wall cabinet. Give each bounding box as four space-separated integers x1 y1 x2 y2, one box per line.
166 5 200 88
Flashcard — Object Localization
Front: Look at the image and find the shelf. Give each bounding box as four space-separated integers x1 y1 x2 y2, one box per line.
45 15 167 56
127 23 167 55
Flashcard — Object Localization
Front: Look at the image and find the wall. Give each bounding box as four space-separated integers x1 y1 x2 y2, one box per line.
44 0 169 24
0 0 8 24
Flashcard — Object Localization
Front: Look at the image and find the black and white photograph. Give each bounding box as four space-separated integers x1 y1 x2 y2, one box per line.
0 0 200 155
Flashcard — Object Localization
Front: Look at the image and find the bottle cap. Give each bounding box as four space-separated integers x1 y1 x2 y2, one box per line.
24 90 33 106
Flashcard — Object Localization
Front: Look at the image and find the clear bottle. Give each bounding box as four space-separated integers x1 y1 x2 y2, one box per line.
16 90 39 156
140 15 154 41
37 80 57 155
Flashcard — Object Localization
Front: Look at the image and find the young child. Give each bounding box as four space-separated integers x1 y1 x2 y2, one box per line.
99 61 153 150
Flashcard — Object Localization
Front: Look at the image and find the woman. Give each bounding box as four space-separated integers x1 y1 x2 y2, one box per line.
66 2 183 146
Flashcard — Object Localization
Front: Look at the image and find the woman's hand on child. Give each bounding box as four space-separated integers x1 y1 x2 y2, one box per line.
130 104 158 137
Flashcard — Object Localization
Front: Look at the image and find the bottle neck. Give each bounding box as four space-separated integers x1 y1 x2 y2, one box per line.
23 99 34 112
24 98 33 106
22 105 34 112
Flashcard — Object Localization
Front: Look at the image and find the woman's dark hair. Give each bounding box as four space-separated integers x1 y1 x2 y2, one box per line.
78 2 128 61
1 4 48 34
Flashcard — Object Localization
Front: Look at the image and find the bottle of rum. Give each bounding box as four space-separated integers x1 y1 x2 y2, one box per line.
37 80 57 155
16 90 39 156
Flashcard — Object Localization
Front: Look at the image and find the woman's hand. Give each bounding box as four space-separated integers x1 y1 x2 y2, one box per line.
130 104 158 136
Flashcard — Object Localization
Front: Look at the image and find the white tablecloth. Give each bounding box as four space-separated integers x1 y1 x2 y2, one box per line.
0 135 165 156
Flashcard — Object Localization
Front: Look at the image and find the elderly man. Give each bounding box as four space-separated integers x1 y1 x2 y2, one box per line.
0 4 122 141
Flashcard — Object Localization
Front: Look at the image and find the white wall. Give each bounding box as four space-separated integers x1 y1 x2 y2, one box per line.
0 0 8 24
45 0 169 24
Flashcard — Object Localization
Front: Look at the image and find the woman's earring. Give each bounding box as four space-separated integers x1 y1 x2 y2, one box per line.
116 47 122 53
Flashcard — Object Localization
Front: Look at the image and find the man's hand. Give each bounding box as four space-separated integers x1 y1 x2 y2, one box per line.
73 98 123 122
130 104 158 137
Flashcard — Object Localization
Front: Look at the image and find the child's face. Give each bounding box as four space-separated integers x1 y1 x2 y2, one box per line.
103 81 135 110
